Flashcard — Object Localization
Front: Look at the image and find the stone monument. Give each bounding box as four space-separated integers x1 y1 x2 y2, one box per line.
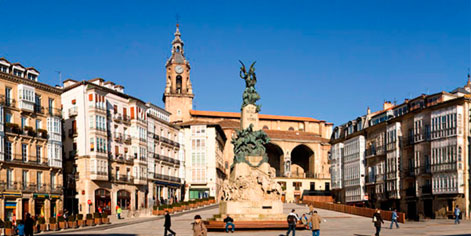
217 61 283 221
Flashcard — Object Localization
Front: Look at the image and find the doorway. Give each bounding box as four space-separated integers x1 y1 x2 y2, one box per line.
95 189 111 214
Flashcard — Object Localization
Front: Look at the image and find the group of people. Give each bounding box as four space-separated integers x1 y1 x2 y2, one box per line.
162 210 208 236
286 208 323 236
11 213 35 236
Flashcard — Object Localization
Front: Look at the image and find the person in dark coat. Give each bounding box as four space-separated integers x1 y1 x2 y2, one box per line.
164 210 176 236
372 209 384 236
223 215 235 233
24 213 34 236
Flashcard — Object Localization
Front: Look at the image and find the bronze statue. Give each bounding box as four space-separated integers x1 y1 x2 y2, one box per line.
232 61 270 167
239 60 261 112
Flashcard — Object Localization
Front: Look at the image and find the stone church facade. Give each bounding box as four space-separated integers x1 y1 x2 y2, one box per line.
163 25 333 202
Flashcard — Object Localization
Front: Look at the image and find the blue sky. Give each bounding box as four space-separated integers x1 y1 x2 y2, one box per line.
0 0 469 125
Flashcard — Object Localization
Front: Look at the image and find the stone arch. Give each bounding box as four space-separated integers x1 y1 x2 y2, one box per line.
95 189 111 214
291 144 314 178
265 143 284 177
117 190 131 210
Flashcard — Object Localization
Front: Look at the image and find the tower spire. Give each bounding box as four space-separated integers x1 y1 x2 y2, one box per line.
467 68 470 86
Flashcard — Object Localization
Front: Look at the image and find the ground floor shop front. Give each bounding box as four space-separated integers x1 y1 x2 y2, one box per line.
0 192 62 222
149 181 182 206
75 180 148 216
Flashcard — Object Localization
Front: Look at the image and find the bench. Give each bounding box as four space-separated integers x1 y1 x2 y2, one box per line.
205 220 307 231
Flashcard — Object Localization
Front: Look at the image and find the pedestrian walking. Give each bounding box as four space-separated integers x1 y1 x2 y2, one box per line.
164 210 176 236
309 210 322 236
372 209 384 236
117 206 122 219
308 204 314 214
24 213 34 236
16 220 25 236
389 209 399 229
223 215 235 233
286 209 299 236
454 205 461 224
192 215 207 236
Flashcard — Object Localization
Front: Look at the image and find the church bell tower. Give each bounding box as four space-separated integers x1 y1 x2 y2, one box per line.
163 24 194 122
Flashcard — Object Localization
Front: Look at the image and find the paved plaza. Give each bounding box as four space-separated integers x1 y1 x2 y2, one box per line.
40 203 470 236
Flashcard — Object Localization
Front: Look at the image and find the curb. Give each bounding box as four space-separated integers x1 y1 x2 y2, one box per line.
39 204 219 235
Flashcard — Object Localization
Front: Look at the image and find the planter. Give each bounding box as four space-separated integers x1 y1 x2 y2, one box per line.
94 218 102 225
209 199 216 204
152 210 159 215
68 221 77 228
101 217 110 224
173 207 181 212
59 221 67 229
86 219 94 226
4 228 14 236
49 223 58 231
189 204 196 209
158 210 165 215
77 220 85 227
39 224 47 231
165 208 174 214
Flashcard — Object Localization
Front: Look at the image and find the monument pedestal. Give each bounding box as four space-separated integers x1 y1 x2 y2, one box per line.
218 161 284 221
218 200 284 221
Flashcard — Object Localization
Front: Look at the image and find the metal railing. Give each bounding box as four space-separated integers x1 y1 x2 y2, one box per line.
111 175 134 183
0 182 63 193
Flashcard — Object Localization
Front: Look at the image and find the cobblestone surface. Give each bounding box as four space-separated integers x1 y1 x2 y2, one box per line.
42 203 470 236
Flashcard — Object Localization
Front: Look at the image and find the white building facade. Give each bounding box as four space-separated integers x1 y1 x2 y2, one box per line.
180 122 226 201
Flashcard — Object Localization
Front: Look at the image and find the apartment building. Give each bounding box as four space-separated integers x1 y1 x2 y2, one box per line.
179 121 226 201
146 103 182 206
330 78 471 220
0 58 63 222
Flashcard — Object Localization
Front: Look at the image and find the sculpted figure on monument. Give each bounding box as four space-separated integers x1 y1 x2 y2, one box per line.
239 60 261 112
231 124 270 166
220 170 281 201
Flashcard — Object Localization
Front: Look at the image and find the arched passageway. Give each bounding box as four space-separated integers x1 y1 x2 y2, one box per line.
95 189 111 214
291 145 314 178
265 143 284 177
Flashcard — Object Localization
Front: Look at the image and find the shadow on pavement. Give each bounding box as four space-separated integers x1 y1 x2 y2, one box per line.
439 235 471 236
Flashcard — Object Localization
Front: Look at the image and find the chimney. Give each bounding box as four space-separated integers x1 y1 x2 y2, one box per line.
383 101 394 110
367 107 371 115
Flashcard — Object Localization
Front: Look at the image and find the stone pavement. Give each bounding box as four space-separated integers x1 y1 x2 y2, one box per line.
41 203 470 236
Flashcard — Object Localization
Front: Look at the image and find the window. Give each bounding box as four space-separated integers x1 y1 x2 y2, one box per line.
35 120 41 131
14 69 23 77
35 94 41 112
7 169 13 188
5 141 12 161
22 144 27 162
50 173 55 188
176 75 182 93
21 116 26 129
0 64 7 73
48 98 54 115
5 113 12 123
116 167 120 180
37 172 42 191
22 171 28 189
90 138 95 151
5 87 12 106
191 125 206 136
36 146 41 163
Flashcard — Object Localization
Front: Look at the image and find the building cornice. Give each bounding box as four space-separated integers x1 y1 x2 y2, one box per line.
0 71 62 94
